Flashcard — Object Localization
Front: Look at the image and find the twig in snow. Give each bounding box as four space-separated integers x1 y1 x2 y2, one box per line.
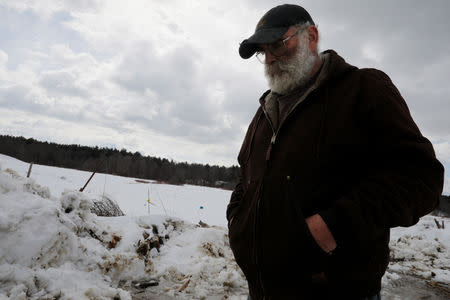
179 279 191 292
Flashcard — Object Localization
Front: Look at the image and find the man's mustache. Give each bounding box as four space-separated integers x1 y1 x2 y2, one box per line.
265 60 293 77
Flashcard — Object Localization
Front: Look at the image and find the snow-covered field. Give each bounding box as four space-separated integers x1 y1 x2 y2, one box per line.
0 154 449 299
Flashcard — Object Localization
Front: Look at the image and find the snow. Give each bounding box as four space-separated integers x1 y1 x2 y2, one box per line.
0 154 231 227
386 217 450 283
0 154 449 299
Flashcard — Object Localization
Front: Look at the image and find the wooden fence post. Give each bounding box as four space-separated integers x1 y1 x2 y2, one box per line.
27 162 33 178
79 160 103 192
434 218 444 229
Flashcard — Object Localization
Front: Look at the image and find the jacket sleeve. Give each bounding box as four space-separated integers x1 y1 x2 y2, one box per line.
319 69 444 243
226 167 245 223
226 108 263 223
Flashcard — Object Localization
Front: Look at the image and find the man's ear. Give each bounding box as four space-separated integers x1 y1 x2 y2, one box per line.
307 26 319 53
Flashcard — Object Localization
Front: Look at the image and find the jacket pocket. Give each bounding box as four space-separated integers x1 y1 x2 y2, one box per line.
227 179 251 229
285 176 331 274
228 179 258 273
227 203 241 230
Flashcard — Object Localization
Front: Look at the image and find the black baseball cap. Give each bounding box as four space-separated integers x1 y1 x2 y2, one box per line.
239 4 315 59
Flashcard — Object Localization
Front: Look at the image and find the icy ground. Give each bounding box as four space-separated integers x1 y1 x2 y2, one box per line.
0 154 449 299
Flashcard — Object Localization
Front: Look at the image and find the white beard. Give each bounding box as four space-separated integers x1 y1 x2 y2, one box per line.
264 32 318 94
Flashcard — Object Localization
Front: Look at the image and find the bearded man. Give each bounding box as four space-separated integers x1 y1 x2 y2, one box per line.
226 4 444 300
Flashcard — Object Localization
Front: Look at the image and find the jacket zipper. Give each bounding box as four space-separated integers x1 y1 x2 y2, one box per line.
261 107 277 161
261 84 319 161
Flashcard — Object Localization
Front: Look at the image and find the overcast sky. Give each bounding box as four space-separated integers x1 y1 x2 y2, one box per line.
0 0 449 192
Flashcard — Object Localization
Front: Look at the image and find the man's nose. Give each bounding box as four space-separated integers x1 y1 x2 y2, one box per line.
265 51 277 64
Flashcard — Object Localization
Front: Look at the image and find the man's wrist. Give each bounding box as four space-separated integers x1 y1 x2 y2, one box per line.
305 214 337 253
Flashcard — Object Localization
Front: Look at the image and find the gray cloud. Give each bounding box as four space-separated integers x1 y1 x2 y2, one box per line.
39 69 89 98
112 40 255 144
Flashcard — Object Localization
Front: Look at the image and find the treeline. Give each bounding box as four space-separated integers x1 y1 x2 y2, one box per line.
0 135 239 190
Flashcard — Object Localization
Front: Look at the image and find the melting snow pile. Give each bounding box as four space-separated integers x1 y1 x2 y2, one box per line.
384 215 450 283
0 166 247 299
1 156 449 300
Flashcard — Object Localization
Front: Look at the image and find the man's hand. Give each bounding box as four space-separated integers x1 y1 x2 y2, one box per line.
305 214 337 254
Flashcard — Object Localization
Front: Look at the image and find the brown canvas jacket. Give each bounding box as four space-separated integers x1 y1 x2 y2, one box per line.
227 50 444 299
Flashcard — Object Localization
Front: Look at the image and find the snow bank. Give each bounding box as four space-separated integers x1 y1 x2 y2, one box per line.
150 223 247 298
386 215 450 284
0 167 144 299
0 164 247 299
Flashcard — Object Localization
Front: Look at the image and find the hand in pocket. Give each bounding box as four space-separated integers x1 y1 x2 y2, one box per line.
305 214 336 254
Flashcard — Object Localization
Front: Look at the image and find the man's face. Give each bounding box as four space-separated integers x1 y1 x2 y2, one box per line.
262 26 301 75
262 26 317 94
